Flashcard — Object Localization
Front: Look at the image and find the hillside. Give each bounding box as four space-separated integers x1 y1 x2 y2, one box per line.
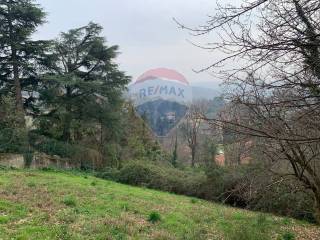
191 86 221 101
0 170 319 240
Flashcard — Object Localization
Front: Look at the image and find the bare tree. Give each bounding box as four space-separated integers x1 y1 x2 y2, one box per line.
180 101 208 167
177 0 320 222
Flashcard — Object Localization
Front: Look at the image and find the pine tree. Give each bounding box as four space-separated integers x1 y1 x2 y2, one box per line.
0 0 47 120
38 22 130 142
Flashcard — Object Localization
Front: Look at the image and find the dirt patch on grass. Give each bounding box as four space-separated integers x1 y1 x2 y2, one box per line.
0 174 62 219
284 225 320 240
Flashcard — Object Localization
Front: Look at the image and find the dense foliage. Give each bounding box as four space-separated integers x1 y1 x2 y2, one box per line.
0 0 47 115
0 1 145 169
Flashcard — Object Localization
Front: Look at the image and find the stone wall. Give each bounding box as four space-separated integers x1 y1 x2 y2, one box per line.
0 152 79 169
32 152 79 169
0 154 24 168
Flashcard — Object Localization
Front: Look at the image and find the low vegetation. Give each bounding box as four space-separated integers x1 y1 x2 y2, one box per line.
96 161 316 223
0 169 318 240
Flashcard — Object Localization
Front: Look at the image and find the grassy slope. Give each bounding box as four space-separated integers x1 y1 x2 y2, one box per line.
0 170 319 240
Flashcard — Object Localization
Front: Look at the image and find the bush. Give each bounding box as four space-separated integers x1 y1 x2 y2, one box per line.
0 128 29 154
62 195 77 207
118 161 157 186
200 165 249 206
281 232 295 240
95 167 120 181
99 161 206 197
0 97 30 155
29 132 78 159
252 181 315 223
148 211 161 223
29 132 102 170
202 164 315 222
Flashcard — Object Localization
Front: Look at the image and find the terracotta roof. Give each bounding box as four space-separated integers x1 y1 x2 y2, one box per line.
215 154 225 166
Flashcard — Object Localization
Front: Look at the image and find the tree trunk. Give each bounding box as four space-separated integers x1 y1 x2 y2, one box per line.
8 4 24 119
12 49 25 126
314 192 320 224
62 87 72 142
62 113 72 142
13 55 23 111
191 147 196 167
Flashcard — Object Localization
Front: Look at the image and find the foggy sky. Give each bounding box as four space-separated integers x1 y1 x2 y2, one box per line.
35 0 224 88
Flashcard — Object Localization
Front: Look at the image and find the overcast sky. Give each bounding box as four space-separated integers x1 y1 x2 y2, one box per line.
35 0 224 88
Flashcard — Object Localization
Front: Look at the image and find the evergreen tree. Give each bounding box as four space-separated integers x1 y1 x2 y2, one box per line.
0 0 47 119
38 22 130 142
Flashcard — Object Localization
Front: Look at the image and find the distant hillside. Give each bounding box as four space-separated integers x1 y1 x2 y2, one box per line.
191 86 221 100
0 170 319 239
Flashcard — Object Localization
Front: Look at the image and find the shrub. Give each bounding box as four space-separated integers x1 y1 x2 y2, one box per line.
0 97 30 156
190 198 198 204
252 182 314 223
116 161 206 196
282 232 295 240
29 132 102 170
29 132 78 159
148 211 161 223
203 164 315 222
200 165 249 206
62 195 77 207
118 161 156 186
91 181 97 186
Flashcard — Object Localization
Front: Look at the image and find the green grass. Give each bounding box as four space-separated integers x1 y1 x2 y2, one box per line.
0 169 319 240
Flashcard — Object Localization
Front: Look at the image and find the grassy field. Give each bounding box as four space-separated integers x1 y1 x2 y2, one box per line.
0 169 319 240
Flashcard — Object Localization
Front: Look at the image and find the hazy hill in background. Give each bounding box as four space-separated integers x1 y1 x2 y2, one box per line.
191 85 221 100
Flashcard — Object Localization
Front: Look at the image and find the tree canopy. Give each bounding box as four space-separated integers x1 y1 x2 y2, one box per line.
0 0 47 115
37 22 130 142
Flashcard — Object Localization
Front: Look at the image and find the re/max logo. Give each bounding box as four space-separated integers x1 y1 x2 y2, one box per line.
139 86 185 99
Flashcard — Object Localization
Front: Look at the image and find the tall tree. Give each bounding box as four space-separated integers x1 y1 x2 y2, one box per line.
38 22 130 143
178 0 320 222
180 102 206 167
0 0 46 119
